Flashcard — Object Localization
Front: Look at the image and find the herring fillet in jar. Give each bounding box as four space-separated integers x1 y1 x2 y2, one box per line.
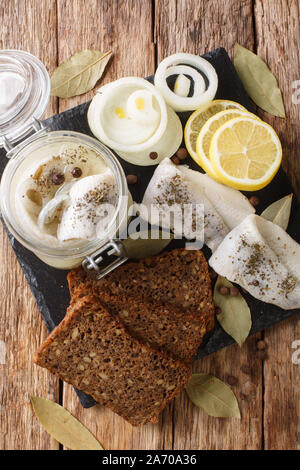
0 131 129 270
15 143 118 248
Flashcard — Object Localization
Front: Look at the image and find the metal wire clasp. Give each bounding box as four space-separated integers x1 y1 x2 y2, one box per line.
82 239 128 280
2 117 48 158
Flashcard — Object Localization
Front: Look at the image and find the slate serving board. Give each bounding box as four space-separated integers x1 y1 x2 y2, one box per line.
1 48 299 409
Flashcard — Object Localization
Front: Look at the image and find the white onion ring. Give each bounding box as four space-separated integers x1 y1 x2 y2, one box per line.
37 193 69 229
174 74 190 97
154 53 218 111
116 105 183 166
88 77 168 153
167 65 206 97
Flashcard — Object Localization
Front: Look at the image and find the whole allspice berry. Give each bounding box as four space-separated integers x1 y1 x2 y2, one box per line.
149 151 158 160
126 174 138 185
256 340 267 351
176 147 188 160
249 196 260 207
171 155 180 165
71 167 82 178
51 173 65 185
219 285 229 296
230 286 239 297
226 375 238 386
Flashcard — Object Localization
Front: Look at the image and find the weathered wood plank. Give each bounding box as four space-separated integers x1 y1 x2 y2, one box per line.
155 0 254 61
254 0 300 450
0 0 59 450
57 0 155 113
254 0 300 198
58 0 163 450
155 0 263 450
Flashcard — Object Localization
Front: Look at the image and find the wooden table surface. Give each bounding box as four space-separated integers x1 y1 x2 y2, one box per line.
0 0 299 450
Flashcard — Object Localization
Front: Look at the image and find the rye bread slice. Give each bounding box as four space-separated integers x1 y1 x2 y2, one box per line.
88 292 208 363
34 295 192 426
68 248 215 331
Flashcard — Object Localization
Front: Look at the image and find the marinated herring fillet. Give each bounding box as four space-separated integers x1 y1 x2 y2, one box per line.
88 292 209 363
140 158 255 251
67 248 215 331
34 295 192 426
209 214 300 310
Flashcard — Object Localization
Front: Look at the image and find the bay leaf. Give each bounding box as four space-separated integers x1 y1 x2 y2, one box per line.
51 50 112 98
214 275 251 347
121 229 173 259
234 43 285 118
31 396 103 450
186 373 241 418
261 193 293 230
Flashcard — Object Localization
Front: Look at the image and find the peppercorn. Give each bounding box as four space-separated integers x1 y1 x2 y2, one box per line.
71 167 82 178
126 174 138 184
215 306 222 315
230 286 239 297
51 173 65 185
176 147 188 160
226 375 238 386
256 340 267 351
249 196 260 207
219 285 229 296
171 155 180 165
149 151 158 160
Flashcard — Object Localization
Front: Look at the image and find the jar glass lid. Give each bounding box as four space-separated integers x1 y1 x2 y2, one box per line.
0 50 50 146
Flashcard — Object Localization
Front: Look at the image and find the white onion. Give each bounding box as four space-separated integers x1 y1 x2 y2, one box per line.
167 65 206 98
154 53 218 112
88 77 182 166
174 74 190 97
117 105 183 166
38 193 69 229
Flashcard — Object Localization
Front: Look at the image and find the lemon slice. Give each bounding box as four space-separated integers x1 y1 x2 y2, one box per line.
184 100 247 164
210 116 282 190
196 109 260 178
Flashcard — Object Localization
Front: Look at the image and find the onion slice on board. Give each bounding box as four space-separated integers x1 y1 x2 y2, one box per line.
88 76 182 166
154 53 218 112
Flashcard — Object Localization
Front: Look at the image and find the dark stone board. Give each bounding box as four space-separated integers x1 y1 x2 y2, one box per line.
0 48 299 409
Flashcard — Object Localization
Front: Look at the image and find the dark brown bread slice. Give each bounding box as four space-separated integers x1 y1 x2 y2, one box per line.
68 248 215 331
89 292 208 363
34 295 192 426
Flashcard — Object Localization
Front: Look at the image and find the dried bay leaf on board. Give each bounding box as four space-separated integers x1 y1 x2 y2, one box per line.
121 229 174 259
214 275 252 347
261 193 293 230
31 396 104 450
51 50 112 98
186 373 241 418
234 43 285 118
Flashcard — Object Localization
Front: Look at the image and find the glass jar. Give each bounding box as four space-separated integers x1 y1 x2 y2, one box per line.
0 50 130 276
